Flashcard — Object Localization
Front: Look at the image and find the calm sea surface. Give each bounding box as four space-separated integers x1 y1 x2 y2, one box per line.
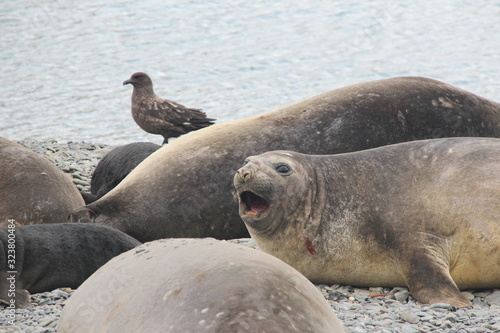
1 0 499 145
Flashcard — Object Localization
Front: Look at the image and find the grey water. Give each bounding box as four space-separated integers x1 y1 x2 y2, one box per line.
1 0 499 146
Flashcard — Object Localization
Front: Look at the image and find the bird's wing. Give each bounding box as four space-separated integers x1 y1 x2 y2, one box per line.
154 98 211 126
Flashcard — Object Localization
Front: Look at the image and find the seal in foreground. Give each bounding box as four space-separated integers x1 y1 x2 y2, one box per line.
123 72 216 144
58 238 345 333
233 138 500 307
0 224 140 308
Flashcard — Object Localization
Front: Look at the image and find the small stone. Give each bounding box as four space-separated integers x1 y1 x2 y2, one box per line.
484 290 500 305
429 319 442 326
39 317 57 327
31 328 55 333
394 289 410 303
400 325 419 333
488 323 500 331
399 311 420 324
72 173 84 180
472 297 488 306
461 291 475 301
418 315 434 322
50 289 68 298
429 303 457 311
353 288 371 296
328 290 348 301
349 304 364 311
369 287 384 294
370 320 391 327
72 179 90 186
58 165 71 172
444 312 458 323
442 319 453 328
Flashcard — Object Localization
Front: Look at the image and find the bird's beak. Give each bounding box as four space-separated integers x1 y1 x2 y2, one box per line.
123 79 132 86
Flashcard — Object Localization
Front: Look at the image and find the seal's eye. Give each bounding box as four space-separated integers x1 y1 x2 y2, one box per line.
242 159 249 166
275 163 291 174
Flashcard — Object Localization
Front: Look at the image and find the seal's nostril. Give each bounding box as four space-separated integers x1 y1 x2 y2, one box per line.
242 171 250 181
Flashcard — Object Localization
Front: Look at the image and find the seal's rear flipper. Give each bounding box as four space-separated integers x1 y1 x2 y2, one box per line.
402 251 471 308
16 289 31 308
0 289 31 309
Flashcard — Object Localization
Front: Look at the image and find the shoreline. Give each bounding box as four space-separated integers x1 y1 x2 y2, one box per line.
1 139 499 332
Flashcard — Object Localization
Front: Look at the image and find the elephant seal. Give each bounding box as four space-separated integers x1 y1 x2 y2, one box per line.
0 223 140 308
0 137 84 226
57 238 344 333
81 142 161 204
233 138 500 308
70 77 500 242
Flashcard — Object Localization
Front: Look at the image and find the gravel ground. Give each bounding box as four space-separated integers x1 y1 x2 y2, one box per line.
1 139 499 332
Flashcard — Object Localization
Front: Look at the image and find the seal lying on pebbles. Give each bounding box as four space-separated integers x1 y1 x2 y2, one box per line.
123 72 216 144
70 77 500 242
81 142 161 204
57 238 344 333
233 138 500 308
0 223 140 308
0 137 84 226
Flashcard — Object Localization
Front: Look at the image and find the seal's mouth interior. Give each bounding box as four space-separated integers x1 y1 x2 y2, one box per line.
240 191 270 216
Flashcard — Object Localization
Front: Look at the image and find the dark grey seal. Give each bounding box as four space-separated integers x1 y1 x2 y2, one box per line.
81 142 161 204
0 223 140 308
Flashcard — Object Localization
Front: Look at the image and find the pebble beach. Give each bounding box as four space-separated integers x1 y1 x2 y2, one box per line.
1 139 499 332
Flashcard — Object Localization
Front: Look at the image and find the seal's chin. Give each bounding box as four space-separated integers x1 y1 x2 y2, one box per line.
240 191 270 218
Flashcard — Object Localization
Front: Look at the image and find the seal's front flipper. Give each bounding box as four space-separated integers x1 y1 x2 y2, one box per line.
401 250 470 308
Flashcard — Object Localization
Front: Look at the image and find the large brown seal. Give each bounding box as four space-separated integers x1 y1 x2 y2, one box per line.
57 238 344 333
71 77 500 242
0 137 84 226
0 223 140 308
233 138 500 308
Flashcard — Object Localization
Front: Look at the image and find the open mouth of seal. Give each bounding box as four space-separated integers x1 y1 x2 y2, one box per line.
240 191 270 217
